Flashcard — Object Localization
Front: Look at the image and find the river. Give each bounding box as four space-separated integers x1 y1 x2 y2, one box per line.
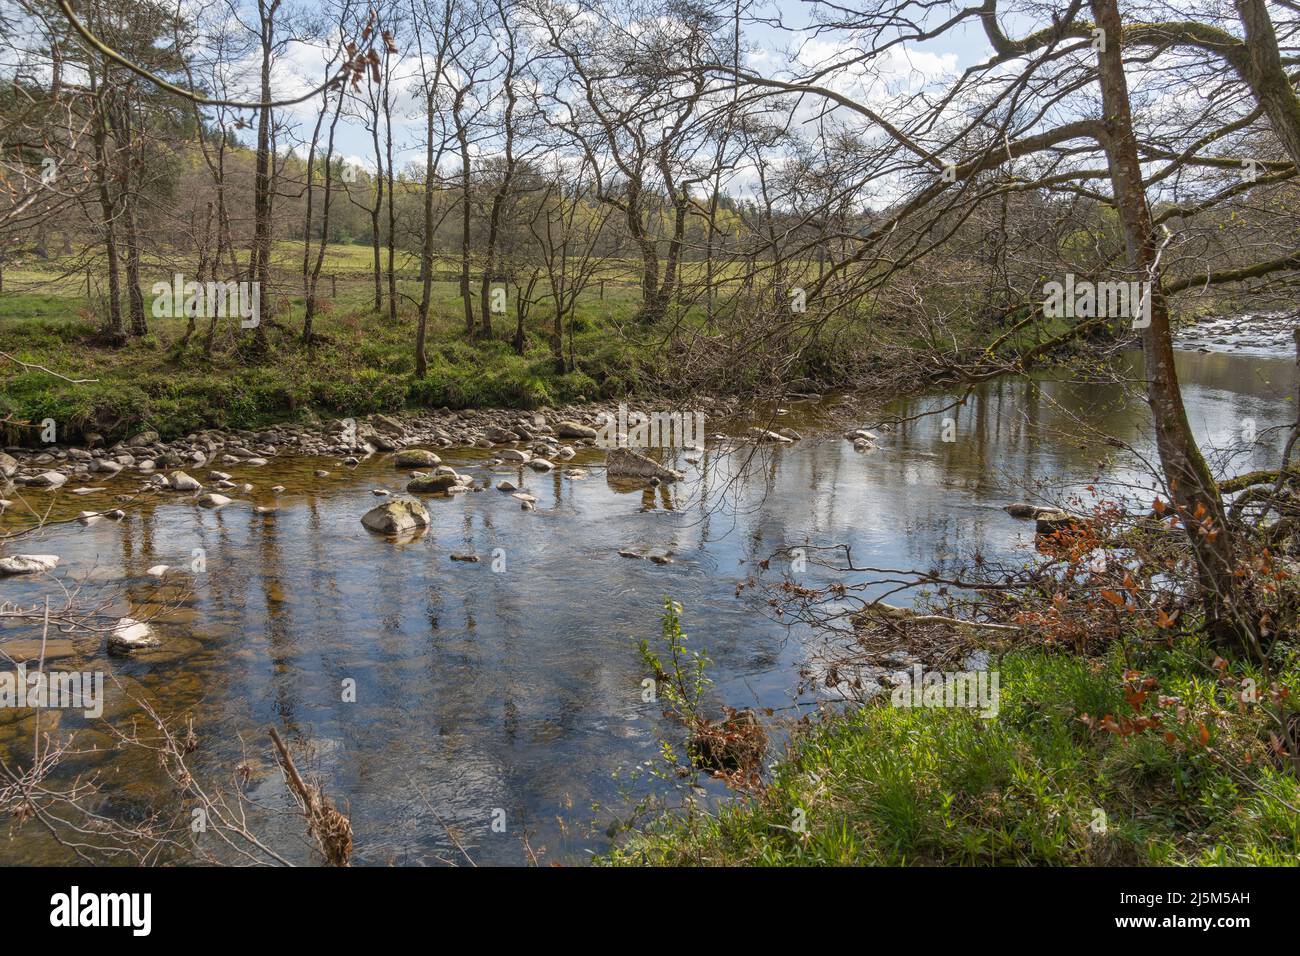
1 336 1295 865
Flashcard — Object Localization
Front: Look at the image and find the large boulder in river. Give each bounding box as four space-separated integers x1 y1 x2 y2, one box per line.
361 498 430 534
394 448 441 468
605 447 682 483
169 471 201 491
0 554 60 575
27 471 67 488
557 420 597 439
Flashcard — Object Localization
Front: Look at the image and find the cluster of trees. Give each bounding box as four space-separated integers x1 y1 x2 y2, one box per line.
5 0 1300 647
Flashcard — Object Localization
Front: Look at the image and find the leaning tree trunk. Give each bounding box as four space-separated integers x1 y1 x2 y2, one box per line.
1093 0 1255 653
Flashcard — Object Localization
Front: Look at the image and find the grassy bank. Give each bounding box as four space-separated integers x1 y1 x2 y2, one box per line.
0 244 898 445
0 246 663 444
607 635 1300 866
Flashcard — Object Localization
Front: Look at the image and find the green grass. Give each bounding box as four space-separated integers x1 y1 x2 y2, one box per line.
605 638 1300 866
0 246 672 443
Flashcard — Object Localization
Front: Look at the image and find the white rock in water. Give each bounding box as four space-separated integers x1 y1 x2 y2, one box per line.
146 564 172 577
528 458 555 472
28 471 67 488
0 554 60 575
197 493 232 508
245 457 269 466
109 618 159 651
75 510 103 525
498 449 531 462
496 479 519 492
70 487 107 496
170 471 201 491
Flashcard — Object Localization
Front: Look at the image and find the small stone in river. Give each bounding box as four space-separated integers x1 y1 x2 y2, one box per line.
197 493 232 508
450 552 480 562
246 457 269 466
209 471 232 481
564 469 588 480
146 564 171 578
255 506 277 515
70 487 106 496
371 488 390 496
619 549 643 559
528 458 555 472
496 479 519 492
649 553 673 565
271 485 286 494
314 469 330 478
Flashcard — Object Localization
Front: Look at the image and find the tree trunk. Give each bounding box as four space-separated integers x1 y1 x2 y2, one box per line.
1093 0 1254 652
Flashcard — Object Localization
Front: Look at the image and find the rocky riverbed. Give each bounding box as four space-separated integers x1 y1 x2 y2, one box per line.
1174 309 1299 356
0 397 756 504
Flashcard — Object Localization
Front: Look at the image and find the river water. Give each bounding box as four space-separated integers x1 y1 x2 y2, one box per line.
1 340 1295 865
